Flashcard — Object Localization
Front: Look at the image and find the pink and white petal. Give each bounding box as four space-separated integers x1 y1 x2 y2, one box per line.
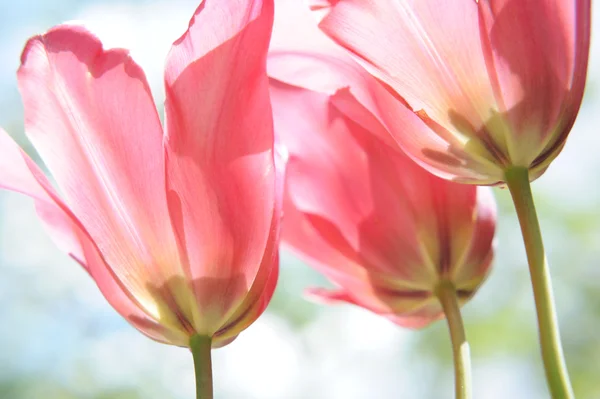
18 25 180 310
319 0 499 146
163 0 276 331
0 129 183 344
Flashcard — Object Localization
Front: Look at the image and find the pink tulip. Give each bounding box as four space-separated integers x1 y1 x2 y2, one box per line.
278 0 591 184
271 77 497 328
0 0 280 348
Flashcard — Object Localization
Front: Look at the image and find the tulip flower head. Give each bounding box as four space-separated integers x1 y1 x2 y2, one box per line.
0 0 280 348
271 79 497 328
307 0 591 184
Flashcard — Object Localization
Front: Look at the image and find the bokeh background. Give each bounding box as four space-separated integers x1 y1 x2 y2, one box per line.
1 1 599 398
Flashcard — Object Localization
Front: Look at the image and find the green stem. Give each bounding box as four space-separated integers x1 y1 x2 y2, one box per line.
505 167 573 399
190 335 213 399
436 280 472 399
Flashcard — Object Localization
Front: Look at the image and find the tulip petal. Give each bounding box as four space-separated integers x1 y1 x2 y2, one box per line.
318 0 501 158
478 0 590 167
212 148 285 346
17 25 182 321
163 0 276 334
0 128 184 345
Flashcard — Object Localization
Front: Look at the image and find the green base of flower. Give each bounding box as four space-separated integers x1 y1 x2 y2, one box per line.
190 335 213 399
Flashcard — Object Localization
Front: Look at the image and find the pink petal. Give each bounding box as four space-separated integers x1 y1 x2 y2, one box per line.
478 0 591 167
0 128 84 263
0 128 184 345
163 0 277 333
319 0 501 160
17 25 182 317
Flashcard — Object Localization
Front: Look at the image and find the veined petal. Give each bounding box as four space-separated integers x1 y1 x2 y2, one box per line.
163 0 276 335
319 0 502 162
0 128 187 345
17 25 181 324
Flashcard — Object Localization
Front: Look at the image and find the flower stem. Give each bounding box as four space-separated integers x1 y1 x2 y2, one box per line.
190 334 213 399
505 167 573 399
436 280 472 399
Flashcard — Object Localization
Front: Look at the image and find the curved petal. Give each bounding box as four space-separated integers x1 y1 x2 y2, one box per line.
163 0 276 334
478 0 590 167
318 0 500 151
0 128 185 345
17 25 182 322
212 147 285 346
530 0 591 176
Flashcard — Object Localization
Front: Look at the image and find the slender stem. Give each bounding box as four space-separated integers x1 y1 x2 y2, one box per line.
505 167 574 399
436 280 472 399
190 335 213 399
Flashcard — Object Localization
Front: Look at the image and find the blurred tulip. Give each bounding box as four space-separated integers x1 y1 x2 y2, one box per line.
0 0 279 349
285 0 591 184
271 78 497 328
